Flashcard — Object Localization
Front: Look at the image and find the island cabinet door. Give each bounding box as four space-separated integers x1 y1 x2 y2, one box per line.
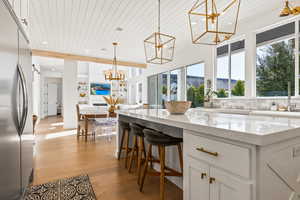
209 167 252 200
184 157 210 200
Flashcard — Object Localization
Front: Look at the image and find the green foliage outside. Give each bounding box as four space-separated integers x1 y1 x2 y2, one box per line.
216 88 228 98
256 40 295 96
187 84 205 108
231 80 245 96
162 85 167 95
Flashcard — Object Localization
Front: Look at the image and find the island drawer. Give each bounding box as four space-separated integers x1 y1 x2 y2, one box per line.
184 131 251 179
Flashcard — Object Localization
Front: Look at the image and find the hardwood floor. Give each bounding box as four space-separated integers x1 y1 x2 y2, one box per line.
34 116 183 200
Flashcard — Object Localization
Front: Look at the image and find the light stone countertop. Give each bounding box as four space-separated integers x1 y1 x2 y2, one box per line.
116 108 300 146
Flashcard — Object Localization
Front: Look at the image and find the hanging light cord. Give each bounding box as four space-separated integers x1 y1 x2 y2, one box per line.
158 0 161 33
113 43 117 75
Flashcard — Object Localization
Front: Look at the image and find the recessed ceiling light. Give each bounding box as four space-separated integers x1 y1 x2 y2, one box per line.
115 27 123 31
191 22 197 25
42 41 48 45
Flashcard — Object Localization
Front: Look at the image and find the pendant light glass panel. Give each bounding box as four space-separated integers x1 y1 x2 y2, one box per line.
144 32 175 64
188 0 241 45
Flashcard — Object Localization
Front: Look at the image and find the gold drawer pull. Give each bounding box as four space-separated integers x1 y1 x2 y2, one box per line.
209 177 216 184
196 147 219 157
201 173 207 179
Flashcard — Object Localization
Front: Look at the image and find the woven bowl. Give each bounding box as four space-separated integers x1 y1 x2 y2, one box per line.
165 101 191 115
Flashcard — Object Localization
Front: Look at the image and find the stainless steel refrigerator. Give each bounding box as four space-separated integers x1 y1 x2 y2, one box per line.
0 0 34 199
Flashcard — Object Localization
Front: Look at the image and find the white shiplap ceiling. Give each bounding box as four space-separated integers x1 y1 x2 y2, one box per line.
29 0 286 64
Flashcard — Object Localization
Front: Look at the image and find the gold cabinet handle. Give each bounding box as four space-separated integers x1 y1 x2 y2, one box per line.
201 173 207 179
196 147 219 157
209 177 216 184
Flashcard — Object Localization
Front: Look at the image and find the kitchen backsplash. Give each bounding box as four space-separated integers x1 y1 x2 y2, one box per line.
212 98 300 110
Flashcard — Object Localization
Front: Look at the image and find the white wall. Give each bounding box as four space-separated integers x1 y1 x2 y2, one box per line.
32 65 41 117
63 60 78 129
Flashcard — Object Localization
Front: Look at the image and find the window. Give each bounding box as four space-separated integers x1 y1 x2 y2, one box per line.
137 82 142 104
231 51 245 96
147 75 158 106
170 68 184 101
216 55 229 97
157 73 168 107
186 63 205 107
216 40 245 98
256 22 295 97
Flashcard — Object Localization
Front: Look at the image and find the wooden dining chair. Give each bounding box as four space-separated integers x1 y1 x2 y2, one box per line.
76 104 85 138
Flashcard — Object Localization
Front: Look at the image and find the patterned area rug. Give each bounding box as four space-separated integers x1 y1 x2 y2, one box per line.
24 174 97 200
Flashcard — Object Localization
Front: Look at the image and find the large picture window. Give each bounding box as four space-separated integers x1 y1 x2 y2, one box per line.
216 40 245 98
186 63 205 107
170 69 180 101
158 72 168 107
256 22 295 97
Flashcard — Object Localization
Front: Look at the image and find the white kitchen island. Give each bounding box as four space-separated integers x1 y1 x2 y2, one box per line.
116 108 300 200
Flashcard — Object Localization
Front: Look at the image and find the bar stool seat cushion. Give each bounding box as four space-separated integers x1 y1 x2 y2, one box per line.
119 121 130 130
143 129 183 146
130 123 145 137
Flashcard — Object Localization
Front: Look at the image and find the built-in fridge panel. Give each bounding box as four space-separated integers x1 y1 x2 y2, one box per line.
0 0 22 199
0 0 33 199
18 29 33 194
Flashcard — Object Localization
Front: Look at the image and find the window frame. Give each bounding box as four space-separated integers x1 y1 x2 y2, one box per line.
254 21 299 98
215 39 246 98
147 61 205 105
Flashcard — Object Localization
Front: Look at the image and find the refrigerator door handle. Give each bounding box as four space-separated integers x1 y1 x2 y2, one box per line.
17 64 28 135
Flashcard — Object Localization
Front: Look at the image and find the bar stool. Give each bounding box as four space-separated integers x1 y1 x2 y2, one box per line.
128 123 147 184
140 129 183 200
117 121 131 168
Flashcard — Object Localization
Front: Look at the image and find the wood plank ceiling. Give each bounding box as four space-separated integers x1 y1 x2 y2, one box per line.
29 0 284 64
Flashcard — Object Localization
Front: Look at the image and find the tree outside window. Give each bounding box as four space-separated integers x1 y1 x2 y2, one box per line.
256 38 295 96
186 63 205 108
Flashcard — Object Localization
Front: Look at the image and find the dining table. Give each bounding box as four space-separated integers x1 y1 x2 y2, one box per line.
79 105 117 141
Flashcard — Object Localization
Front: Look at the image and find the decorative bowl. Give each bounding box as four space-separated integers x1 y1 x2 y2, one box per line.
165 101 191 115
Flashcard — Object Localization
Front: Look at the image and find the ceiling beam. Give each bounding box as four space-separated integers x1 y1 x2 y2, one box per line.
31 49 147 68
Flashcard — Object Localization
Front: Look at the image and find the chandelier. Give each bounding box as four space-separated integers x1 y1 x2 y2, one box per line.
144 0 176 64
279 0 300 17
104 42 126 81
188 0 241 45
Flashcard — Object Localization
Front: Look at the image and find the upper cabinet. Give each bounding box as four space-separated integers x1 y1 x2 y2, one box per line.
8 0 29 36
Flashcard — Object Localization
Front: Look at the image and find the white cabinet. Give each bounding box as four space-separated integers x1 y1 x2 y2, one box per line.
184 157 251 200
184 157 209 200
184 131 253 200
209 167 251 200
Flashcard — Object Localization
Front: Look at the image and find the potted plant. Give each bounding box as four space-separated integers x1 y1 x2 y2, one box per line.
203 80 217 108
103 96 121 113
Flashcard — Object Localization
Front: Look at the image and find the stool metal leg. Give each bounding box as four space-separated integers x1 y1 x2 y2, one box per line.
159 145 166 200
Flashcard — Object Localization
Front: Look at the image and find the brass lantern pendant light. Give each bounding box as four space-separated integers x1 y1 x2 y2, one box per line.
188 0 241 45
104 42 125 81
144 0 176 64
279 0 300 17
